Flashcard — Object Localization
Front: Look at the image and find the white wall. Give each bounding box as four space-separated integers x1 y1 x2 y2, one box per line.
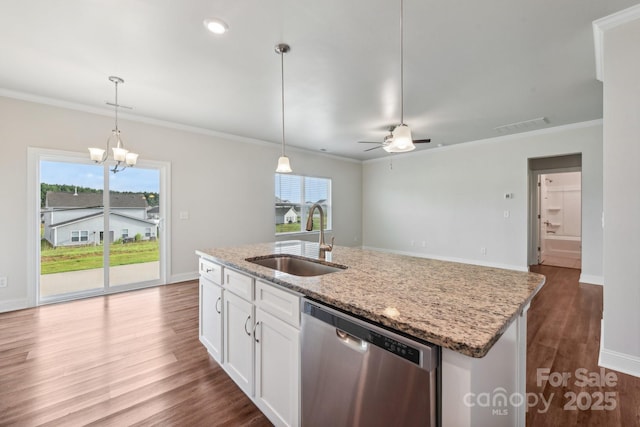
362 122 603 276
600 15 640 376
0 96 362 310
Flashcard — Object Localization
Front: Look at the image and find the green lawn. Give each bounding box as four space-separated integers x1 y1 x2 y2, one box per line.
276 216 328 233
41 240 159 274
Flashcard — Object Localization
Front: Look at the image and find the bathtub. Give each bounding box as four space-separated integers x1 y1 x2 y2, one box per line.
542 235 581 259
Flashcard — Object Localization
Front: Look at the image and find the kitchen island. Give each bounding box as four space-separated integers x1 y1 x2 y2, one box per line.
196 240 545 426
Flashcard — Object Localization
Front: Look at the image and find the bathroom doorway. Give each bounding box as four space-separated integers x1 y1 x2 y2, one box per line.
528 154 582 269
538 171 582 268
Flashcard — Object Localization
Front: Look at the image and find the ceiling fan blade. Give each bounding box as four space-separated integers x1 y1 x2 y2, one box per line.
364 145 382 152
413 138 431 144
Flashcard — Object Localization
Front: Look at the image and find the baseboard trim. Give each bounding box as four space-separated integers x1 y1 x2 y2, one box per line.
0 298 29 313
361 246 527 272
170 271 199 284
599 348 640 378
579 274 604 286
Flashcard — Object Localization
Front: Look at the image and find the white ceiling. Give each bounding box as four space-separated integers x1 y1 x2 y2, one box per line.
0 0 635 160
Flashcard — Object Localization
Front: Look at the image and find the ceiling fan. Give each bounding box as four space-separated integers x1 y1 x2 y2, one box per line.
358 0 432 154
358 125 431 152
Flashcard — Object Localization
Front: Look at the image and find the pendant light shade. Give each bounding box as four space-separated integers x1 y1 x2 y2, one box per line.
385 0 416 154
88 76 138 173
276 155 292 173
275 43 293 173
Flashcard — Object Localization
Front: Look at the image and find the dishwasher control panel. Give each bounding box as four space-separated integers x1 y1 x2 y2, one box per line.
370 331 420 364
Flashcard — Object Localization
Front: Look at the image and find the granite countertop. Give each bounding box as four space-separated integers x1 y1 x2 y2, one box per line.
196 240 545 358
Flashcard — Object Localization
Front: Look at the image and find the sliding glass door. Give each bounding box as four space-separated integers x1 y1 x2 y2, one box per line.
37 151 166 303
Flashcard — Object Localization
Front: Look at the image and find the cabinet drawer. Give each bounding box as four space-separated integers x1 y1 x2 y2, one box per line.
225 268 254 301
199 258 222 285
255 281 300 328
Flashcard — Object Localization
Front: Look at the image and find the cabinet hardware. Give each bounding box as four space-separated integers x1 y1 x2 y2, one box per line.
215 297 221 314
253 321 261 343
206 268 213 273
244 315 252 336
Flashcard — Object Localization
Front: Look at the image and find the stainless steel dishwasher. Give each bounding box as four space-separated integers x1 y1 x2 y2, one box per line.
301 299 440 427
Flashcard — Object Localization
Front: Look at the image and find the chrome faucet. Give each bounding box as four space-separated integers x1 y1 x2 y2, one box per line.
305 203 334 260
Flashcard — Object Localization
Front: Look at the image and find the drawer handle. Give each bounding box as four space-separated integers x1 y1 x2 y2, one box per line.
244 315 252 336
205 268 213 273
253 321 261 343
215 297 221 314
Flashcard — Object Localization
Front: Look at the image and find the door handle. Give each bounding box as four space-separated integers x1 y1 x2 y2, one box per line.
336 329 368 352
244 315 252 336
215 297 221 314
253 321 261 343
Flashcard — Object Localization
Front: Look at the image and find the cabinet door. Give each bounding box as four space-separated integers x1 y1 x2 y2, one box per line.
199 277 223 363
254 308 300 427
223 291 255 396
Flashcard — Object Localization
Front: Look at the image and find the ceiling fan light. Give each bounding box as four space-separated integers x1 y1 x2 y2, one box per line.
388 124 415 152
276 156 292 173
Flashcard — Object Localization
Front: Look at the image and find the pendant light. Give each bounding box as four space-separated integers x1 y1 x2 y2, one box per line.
275 43 293 173
385 0 416 153
88 76 139 173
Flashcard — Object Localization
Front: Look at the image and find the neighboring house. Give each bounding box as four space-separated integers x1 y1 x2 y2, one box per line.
275 205 300 224
42 191 158 247
284 207 298 224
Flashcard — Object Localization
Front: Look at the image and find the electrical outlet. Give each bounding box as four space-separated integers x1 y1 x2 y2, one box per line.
504 210 510 218
0 277 7 288
480 247 487 255
410 240 415 247
179 211 189 220
421 240 426 248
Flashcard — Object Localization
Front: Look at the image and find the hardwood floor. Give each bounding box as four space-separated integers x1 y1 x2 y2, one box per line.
0 282 270 426
1 268 638 426
527 265 640 426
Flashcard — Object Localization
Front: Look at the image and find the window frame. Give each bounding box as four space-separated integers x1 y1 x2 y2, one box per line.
71 230 89 243
275 173 332 235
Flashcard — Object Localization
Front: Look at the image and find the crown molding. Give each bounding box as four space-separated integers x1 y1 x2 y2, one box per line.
593 4 640 82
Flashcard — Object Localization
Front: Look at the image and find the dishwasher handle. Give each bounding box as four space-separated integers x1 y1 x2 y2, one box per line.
336 328 368 352
303 299 439 370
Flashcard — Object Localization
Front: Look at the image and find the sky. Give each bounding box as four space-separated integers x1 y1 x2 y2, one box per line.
41 161 159 193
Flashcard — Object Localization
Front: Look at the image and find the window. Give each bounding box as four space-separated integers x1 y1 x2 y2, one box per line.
71 230 89 243
145 227 151 238
122 229 129 239
275 173 331 234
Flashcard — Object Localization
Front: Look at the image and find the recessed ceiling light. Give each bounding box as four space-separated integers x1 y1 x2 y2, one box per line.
203 18 229 35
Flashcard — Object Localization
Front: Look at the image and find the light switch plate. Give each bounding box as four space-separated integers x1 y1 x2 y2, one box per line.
0 277 7 288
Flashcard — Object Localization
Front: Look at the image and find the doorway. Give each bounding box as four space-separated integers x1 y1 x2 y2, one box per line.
528 154 582 270
29 148 170 304
538 172 582 268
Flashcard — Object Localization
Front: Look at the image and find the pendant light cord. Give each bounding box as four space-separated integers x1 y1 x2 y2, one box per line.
400 0 404 126
280 49 286 157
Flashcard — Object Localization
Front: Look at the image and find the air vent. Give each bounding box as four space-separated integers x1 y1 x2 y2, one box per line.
494 117 548 134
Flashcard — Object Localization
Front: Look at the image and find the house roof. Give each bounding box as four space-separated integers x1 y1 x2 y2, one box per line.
50 211 157 228
45 192 148 209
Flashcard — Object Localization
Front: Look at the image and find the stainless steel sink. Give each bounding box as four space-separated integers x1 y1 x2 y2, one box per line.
246 254 347 277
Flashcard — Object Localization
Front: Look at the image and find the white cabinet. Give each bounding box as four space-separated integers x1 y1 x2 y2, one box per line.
199 258 223 363
199 276 223 363
197 257 301 426
254 308 300 427
223 290 255 396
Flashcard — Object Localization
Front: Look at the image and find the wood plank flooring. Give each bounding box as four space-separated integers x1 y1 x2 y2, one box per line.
0 282 270 426
1 267 638 426
527 265 640 426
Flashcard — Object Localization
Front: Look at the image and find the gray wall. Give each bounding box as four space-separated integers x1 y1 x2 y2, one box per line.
601 15 640 376
363 123 603 277
0 96 362 310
